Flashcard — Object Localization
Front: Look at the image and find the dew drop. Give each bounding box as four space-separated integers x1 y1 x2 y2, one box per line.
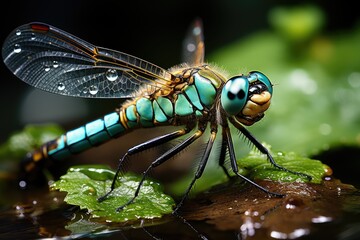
16 29 21 36
106 69 118 82
30 33 36 40
57 82 65 91
14 44 21 53
44 66 51 72
89 85 98 95
82 87 88 94
53 61 59 68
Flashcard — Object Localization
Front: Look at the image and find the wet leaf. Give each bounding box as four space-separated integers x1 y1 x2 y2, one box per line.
50 165 175 222
65 217 113 238
169 147 329 196
237 148 330 184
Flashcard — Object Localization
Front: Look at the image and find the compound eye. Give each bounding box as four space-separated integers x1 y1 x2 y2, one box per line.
248 71 273 95
221 76 249 116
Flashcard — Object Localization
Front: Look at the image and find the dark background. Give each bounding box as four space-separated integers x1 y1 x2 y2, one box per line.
0 0 359 141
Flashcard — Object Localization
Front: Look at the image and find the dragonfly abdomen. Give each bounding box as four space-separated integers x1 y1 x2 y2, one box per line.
24 111 127 171
49 112 126 158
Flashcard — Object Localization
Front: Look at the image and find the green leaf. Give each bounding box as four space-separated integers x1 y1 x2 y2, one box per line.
169 145 329 197
51 165 175 222
237 148 330 184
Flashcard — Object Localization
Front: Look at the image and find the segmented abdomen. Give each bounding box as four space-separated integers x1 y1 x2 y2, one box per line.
37 95 176 162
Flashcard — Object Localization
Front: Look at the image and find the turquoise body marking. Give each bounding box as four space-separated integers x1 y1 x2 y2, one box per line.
156 97 173 117
194 73 216 107
184 85 203 110
66 126 91 153
136 98 153 121
125 105 138 128
175 94 193 116
153 100 168 123
85 119 110 145
126 105 137 122
66 127 87 145
86 119 105 136
104 112 119 126
104 112 125 137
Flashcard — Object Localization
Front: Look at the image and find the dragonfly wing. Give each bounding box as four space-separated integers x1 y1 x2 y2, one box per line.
182 19 205 66
2 22 174 98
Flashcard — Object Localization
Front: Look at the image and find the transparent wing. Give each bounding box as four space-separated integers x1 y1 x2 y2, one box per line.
2 22 175 98
182 19 205 65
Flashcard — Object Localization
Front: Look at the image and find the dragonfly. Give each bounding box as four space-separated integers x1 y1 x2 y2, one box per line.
2 20 311 213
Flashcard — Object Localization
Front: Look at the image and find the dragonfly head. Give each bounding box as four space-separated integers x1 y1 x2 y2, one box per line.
220 71 273 126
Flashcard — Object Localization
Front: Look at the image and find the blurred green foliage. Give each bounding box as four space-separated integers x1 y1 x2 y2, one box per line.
0 124 63 161
210 5 360 155
269 5 325 43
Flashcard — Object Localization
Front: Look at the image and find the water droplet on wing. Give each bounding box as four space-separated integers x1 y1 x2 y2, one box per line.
106 69 118 81
57 82 65 91
89 85 98 95
14 44 21 53
53 61 59 68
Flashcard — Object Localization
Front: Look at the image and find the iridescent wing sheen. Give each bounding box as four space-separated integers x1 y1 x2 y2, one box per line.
2 22 175 98
182 19 205 66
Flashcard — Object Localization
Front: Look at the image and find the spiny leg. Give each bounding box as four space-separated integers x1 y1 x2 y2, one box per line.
218 130 232 179
98 128 190 202
229 117 312 181
116 129 204 212
173 129 216 213
223 125 284 197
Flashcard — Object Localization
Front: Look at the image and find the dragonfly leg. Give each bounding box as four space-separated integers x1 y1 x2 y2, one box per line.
223 125 285 197
173 130 217 213
229 118 312 181
218 131 232 179
98 128 190 202
115 128 204 212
